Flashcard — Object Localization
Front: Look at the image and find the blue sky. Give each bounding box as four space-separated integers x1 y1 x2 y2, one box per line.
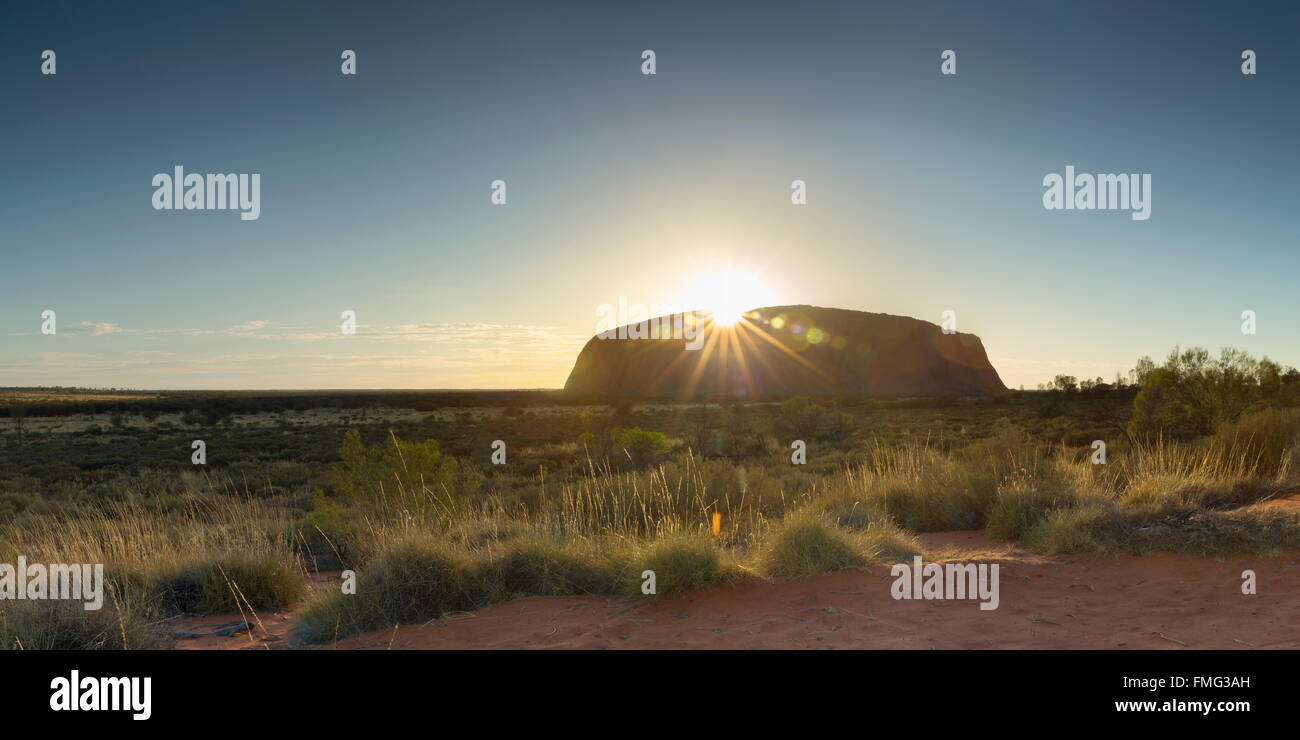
2 1 1298 389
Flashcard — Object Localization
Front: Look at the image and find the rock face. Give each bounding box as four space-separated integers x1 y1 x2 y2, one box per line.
563 305 1007 399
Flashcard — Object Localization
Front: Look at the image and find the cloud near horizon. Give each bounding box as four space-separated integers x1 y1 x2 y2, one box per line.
3 321 589 389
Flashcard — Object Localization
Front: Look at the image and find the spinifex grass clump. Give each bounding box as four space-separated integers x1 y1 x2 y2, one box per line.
1 595 169 650
0 492 305 649
985 470 1080 541
294 534 472 643
763 514 868 577
760 509 919 578
627 532 733 596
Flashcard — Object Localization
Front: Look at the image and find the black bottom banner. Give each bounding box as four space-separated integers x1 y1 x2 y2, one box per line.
4 649 1282 728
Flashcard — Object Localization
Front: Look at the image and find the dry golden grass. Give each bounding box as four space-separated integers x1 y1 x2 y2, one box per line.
0 494 306 648
7 410 1300 648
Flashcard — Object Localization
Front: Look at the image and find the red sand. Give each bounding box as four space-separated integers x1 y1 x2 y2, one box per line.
173 531 1300 650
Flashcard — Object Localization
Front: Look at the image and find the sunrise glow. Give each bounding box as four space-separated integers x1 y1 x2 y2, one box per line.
689 269 776 327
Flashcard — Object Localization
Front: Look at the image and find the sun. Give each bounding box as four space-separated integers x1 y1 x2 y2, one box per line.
690 269 774 327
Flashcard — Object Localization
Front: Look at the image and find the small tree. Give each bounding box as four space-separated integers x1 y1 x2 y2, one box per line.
1130 356 1155 387
11 407 25 446
332 429 464 508
1052 375 1078 394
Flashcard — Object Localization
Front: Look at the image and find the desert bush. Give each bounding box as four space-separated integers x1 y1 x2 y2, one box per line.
778 396 825 439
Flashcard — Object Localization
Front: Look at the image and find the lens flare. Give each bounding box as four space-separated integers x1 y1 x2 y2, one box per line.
690 269 773 326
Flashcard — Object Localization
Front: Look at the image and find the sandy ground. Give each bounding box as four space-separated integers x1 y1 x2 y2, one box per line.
170 530 1300 650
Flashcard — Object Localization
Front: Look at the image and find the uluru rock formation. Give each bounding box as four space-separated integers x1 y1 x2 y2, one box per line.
564 305 1006 399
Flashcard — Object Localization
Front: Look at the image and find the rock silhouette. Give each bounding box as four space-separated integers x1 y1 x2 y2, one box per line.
564 305 1006 398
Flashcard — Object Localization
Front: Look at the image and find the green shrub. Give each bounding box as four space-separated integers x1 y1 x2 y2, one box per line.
332 429 470 509
611 427 670 469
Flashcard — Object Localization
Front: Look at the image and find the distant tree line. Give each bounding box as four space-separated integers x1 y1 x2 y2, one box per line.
3 390 573 420
1041 347 1300 439
1129 347 1300 438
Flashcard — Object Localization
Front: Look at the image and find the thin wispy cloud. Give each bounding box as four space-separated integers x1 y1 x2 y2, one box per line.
81 321 126 336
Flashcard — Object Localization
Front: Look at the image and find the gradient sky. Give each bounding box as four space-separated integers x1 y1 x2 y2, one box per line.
2 1 1298 390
